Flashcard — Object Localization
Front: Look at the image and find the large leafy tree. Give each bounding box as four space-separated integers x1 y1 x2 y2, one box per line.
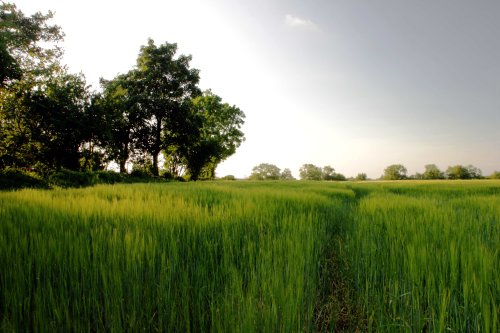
181 91 245 180
129 39 201 176
96 74 141 173
0 72 90 171
0 3 92 171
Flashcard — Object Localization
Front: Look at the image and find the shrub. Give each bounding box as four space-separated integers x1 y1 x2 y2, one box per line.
0 168 48 190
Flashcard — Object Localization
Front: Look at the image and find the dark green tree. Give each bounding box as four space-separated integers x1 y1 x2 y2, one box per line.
446 165 470 179
181 91 245 180
129 39 201 176
96 74 141 173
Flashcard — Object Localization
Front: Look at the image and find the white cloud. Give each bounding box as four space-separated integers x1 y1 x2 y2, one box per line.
284 14 319 31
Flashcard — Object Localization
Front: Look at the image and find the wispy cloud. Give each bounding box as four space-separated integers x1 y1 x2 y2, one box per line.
284 14 320 31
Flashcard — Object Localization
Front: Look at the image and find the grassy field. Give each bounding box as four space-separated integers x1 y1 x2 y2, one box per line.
0 181 499 332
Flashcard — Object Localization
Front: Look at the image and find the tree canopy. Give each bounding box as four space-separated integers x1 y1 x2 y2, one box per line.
0 3 245 180
249 163 281 180
382 164 407 180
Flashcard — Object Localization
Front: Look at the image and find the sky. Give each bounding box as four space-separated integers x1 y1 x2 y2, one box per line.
14 0 500 178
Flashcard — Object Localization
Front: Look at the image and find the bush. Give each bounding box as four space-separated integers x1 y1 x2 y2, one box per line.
48 169 96 188
94 170 124 184
220 175 236 180
0 168 48 190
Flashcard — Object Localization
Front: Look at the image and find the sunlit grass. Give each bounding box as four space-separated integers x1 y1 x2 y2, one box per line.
0 180 499 332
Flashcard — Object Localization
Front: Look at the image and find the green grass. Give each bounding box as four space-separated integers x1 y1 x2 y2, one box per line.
0 180 499 332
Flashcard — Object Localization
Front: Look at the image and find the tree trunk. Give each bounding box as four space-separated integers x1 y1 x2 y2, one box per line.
152 153 159 176
119 160 127 174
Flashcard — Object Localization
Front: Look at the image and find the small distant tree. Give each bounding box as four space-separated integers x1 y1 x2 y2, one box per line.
383 164 407 180
281 168 295 180
423 164 444 180
299 164 322 180
466 165 482 179
249 163 280 180
489 171 500 179
322 165 335 180
446 165 470 179
355 173 367 181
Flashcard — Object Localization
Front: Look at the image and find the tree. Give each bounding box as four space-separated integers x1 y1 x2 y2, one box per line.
280 168 295 180
96 74 142 173
299 164 322 180
355 173 367 181
422 164 444 180
446 165 470 179
466 165 482 179
0 70 90 171
490 171 500 179
181 91 245 180
383 164 407 180
249 163 281 180
129 39 201 176
0 3 63 86
322 165 335 180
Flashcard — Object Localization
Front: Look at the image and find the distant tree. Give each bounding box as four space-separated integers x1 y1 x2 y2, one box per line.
322 165 336 180
299 164 322 180
466 165 482 179
355 173 367 181
280 168 295 180
410 172 423 180
249 163 281 180
446 165 470 179
422 164 444 180
382 164 407 180
489 171 500 179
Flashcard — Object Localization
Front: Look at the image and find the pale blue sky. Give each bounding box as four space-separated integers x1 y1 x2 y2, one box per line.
16 0 500 178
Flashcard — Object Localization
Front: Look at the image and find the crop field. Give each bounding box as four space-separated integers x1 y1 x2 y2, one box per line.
0 181 499 332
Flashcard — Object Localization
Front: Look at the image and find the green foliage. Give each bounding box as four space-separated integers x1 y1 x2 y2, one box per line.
355 173 367 181
181 91 245 180
422 164 444 179
0 2 63 86
446 164 482 179
382 164 407 180
280 168 295 180
249 163 281 180
129 39 201 176
0 167 47 189
220 174 236 180
490 171 500 179
299 163 323 180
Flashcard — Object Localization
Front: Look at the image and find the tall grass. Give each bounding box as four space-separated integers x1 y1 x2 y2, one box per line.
346 181 500 332
0 182 352 332
1 180 499 332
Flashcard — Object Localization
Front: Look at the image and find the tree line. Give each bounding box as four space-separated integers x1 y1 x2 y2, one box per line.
0 3 245 181
249 163 500 181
